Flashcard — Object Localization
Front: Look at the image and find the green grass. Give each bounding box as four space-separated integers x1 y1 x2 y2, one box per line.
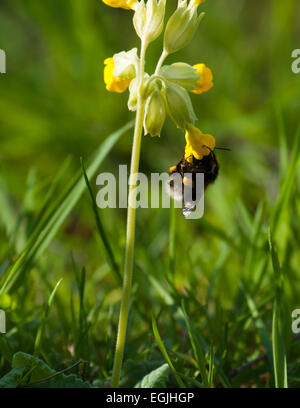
1 119 299 388
1 0 300 389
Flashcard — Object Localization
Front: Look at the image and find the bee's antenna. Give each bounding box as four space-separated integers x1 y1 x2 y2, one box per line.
215 147 231 151
202 145 213 153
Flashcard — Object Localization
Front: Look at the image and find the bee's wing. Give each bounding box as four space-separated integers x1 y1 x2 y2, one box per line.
165 172 204 219
182 173 204 219
182 207 195 217
165 172 183 203
182 183 196 218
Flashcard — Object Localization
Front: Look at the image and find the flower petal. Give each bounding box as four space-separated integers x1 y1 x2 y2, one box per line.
185 124 216 161
104 57 132 93
189 0 206 8
191 63 213 94
102 0 138 10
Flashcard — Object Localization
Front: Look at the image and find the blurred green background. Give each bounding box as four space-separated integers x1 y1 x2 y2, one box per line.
1 0 299 183
0 0 299 213
0 0 300 387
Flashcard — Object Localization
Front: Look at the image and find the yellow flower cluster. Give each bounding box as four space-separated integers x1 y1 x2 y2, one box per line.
102 0 137 10
186 62 214 160
185 125 216 162
192 63 213 94
102 0 215 162
185 63 214 160
192 0 206 6
104 58 132 93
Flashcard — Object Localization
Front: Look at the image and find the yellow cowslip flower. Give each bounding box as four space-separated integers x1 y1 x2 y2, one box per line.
185 124 216 162
102 0 138 10
104 58 132 93
191 0 206 6
191 63 213 94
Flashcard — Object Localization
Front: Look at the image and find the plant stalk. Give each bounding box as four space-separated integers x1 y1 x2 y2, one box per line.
111 41 147 388
154 50 168 75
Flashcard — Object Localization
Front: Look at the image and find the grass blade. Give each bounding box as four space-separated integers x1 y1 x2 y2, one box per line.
34 278 63 355
168 202 176 281
181 300 209 387
208 345 215 388
0 121 133 294
269 230 288 388
152 315 186 388
271 124 300 234
275 105 288 181
81 158 121 283
241 281 273 367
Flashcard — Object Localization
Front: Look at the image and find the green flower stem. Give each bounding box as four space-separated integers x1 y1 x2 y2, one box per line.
154 50 168 75
111 40 147 388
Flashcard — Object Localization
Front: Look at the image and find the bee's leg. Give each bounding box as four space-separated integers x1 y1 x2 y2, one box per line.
182 203 196 218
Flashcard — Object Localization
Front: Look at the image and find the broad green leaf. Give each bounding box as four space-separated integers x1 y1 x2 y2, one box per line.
119 359 165 388
12 352 91 388
0 366 26 388
28 373 91 388
135 363 169 388
13 352 55 382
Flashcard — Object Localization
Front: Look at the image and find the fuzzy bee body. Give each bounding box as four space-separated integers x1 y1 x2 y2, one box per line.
167 150 219 217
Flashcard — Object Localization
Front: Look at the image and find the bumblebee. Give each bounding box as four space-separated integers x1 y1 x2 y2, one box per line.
168 148 219 217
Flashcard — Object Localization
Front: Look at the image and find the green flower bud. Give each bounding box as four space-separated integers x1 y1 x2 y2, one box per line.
160 62 200 90
144 85 166 137
113 48 138 79
128 78 138 111
162 81 197 129
133 0 166 44
128 73 149 111
164 0 204 55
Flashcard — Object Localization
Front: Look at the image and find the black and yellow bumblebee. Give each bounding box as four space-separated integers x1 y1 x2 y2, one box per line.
167 147 219 217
